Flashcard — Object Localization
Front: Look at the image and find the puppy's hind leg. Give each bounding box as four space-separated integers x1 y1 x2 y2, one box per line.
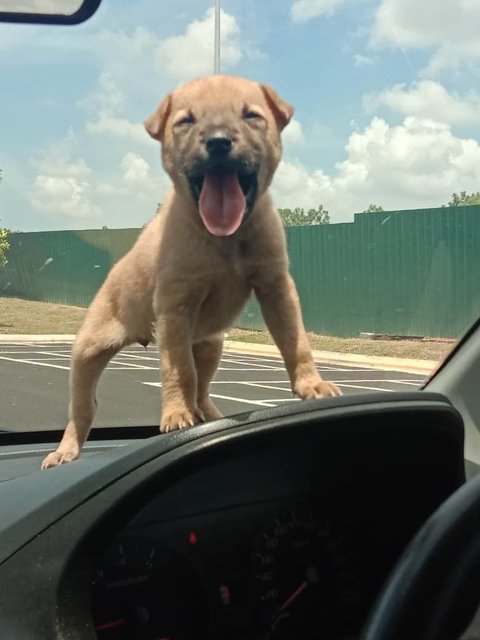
41 320 128 469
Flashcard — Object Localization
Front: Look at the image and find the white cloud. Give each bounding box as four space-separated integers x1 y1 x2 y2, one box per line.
353 53 375 67
272 115 480 220
282 119 304 145
85 11 246 87
373 0 480 47
30 140 168 223
290 0 348 22
80 72 124 118
30 132 101 219
83 8 247 144
82 72 153 146
31 175 100 219
94 26 156 71
365 80 480 126
119 152 172 203
372 0 480 75
86 116 152 146
121 152 152 188
156 7 242 81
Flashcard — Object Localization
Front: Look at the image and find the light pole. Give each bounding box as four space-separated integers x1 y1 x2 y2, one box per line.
214 0 220 74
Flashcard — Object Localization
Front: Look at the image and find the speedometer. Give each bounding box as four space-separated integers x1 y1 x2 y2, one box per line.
251 509 360 639
91 536 207 639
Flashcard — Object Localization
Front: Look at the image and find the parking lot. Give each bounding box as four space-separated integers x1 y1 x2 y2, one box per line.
0 342 426 432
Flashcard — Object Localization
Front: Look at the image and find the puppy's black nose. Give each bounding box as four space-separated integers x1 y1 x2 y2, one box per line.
206 133 232 156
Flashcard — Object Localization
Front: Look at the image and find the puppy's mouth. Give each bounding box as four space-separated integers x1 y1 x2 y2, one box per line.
188 166 258 237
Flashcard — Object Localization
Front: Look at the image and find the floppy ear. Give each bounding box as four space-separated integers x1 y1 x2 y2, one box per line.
144 95 172 142
260 84 294 131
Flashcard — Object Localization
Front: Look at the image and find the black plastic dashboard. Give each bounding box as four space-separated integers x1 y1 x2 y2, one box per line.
0 392 465 639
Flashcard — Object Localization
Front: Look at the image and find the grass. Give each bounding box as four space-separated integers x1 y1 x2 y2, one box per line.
226 328 455 362
0 297 86 334
0 297 455 362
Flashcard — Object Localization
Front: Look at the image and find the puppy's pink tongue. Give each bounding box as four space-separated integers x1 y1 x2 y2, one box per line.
199 170 246 236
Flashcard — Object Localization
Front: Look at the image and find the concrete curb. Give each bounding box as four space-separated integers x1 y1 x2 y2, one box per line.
0 334 76 343
0 334 438 376
223 340 438 376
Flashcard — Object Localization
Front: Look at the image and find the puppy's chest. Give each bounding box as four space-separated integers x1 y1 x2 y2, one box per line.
204 242 253 302
210 257 251 295
211 239 252 280
225 239 249 277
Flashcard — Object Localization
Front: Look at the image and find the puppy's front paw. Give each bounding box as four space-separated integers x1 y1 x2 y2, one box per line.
41 448 80 470
160 406 205 433
294 376 341 400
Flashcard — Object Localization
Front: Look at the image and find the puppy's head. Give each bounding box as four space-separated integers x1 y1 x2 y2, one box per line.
145 75 293 236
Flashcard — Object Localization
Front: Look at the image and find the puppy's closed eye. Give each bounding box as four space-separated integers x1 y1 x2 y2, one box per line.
174 113 196 128
243 107 265 122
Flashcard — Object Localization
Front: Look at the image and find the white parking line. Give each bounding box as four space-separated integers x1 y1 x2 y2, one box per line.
0 350 70 355
36 351 71 359
222 354 282 364
316 368 406 373
141 382 276 407
117 353 159 362
107 366 158 370
336 383 394 392
240 382 401 394
240 381 293 393
217 367 284 371
227 380 420 392
110 360 156 370
0 345 424 411
208 393 276 407
221 357 286 370
215 380 288 384
235 378 420 384
1 357 67 361
259 398 301 403
0 356 69 370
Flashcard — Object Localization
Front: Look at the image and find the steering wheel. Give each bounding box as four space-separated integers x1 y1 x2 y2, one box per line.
361 473 480 640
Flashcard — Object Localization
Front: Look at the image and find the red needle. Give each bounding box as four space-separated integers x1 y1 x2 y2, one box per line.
95 618 127 631
279 580 309 612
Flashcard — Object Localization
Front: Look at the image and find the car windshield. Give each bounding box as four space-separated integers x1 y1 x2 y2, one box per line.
0 0 478 435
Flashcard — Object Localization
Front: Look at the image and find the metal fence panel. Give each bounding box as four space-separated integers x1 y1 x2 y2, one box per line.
2 206 480 338
0 228 141 307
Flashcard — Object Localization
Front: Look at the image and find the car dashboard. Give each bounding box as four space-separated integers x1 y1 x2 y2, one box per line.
91 449 426 640
0 392 465 639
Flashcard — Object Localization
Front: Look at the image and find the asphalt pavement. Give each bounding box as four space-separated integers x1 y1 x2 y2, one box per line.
0 341 426 432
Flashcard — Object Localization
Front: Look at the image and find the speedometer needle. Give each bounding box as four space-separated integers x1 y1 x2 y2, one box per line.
278 565 319 614
270 579 310 635
279 580 308 612
95 618 127 631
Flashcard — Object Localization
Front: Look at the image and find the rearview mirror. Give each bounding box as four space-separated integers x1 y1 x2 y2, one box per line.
0 0 102 24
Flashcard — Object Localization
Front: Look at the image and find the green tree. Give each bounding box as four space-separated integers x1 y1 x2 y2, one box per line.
0 227 9 266
444 191 480 207
363 203 384 212
278 204 330 226
0 171 10 266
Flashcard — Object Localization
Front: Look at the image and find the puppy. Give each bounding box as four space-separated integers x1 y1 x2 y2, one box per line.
42 75 340 469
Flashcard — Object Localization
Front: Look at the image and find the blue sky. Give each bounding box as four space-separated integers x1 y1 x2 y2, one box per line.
1 0 480 230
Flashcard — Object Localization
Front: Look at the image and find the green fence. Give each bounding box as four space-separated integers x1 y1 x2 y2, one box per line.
2 206 480 338
0 228 141 308
237 205 480 338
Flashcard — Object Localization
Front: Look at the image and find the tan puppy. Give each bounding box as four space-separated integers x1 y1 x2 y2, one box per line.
42 75 340 469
